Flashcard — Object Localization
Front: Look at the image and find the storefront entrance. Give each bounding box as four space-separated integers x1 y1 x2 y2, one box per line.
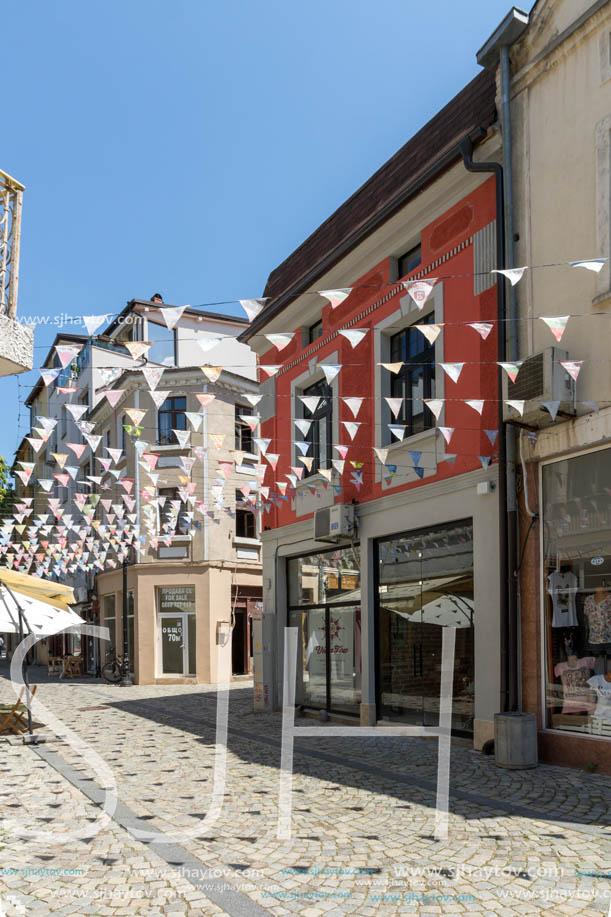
376 519 475 735
156 586 196 676
288 548 362 716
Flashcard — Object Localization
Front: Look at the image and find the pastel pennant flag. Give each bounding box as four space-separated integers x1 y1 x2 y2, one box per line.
338 328 368 348
38 479 54 492
342 421 361 440
63 404 88 423
343 397 363 418
146 389 169 410
479 456 492 469
319 363 342 384
385 397 403 420
294 419 312 437
377 362 403 375
485 430 498 446
239 298 268 322
491 267 527 286
299 395 321 414
243 394 263 407
253 437 271 455
318 288 351 309
570 259 605 273
55 344 82 368
298 456 314 472
40 368 61 387
196 335 224 355
440 362 464 383
402 279 436 309
26 437 44 453
66 442 87 459
106 447 123 464
83 434 102 452
388 424 406 442
142 366 164 390
540 315 570 342
331 459 344 474
160 304 187 330
264 333 293 351
414 323 443 344
260 364 281 377
542 400 560 421
124 408 146 425
424 398 444 420
201 365 222 383
467 321 494 340
437 426 455 445
559 360 583 381
498 361 523 383
185 411 203 431
124 341 152 360
239 414 259 432
82 314 107 336
374 448 389 464
465 399 484 415
104 390 125 408
334 445 349 460
505 400 526 417
51 453 68 468
195 392 216 408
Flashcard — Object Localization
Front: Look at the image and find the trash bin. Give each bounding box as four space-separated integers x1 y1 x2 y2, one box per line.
494 712 538 769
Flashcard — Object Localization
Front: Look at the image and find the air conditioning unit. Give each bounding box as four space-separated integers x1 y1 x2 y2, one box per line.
502 346 576 427
313 504 356 543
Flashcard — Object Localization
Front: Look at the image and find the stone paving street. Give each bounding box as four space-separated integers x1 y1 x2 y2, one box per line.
2 665 611 915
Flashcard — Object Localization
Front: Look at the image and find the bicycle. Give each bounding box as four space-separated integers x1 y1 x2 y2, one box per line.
102 649 126 684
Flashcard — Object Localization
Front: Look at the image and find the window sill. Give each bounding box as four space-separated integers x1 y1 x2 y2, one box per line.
383 426 437 454
156 533 192 542
152 444 190 453
233 536 261 547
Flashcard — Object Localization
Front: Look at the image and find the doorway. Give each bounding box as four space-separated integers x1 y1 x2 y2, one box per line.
158 613 191 675
232 608 247 675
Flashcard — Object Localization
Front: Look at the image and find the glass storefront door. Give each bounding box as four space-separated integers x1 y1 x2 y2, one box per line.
376 519 475 734
159 613 189 674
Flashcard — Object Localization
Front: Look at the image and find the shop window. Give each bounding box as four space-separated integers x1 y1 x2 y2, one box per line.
236 490 257 539
387 312 436 439
542 448 611 737
103 594 116 654
301 378 333 476
156 586 196 676
157 396 187 445
127 590 135 668
235 404 254 454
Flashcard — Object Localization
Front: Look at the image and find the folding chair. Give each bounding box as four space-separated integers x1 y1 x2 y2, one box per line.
61 656 82 679
0 685 38 736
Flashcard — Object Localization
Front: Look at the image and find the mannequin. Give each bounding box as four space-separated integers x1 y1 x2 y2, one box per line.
555 638 596 714
584 582 611 660
548 563 579 628
587 668 611 720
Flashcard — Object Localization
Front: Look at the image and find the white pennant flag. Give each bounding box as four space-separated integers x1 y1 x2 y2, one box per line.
414 323 442 344
492 267 527 286
299 395 321 414
385 397 403 419
264 333 293 351
570 259 605 273
160 305 187 330
294 441 310 455
342 421 361 440
505 400 525 417
403 279 436 309
374 447 389 464
338 329 368 348
467 321 494 340
149 389 170 409
388 424 406 442
253 437 271 456
82 314 107 336
142 366 165 390
318 288 351 309
319 363 342 384
65 404 88 421
244 394 263 407
342 397 363 418
424 398 444 420
464 399 484 415
239 298 268 321
185 411 203 431
259 364 281 377
294 419 312 437
437 426 455 445
440 362 465 384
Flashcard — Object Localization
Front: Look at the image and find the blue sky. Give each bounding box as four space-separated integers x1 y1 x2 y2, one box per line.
1 0 528 463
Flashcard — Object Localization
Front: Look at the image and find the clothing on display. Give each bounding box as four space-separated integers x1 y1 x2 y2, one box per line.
584 593 611 644
547 570 579 628
586 674 611 720
553 657 596 713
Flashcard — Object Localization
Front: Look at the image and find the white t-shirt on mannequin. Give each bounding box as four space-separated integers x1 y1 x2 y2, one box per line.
547 570 579 628
587 674 611 720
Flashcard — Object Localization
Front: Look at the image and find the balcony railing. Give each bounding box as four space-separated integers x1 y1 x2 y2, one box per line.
0 169 24 320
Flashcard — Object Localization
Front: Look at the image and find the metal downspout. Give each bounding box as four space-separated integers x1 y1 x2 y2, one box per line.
459 136 513 714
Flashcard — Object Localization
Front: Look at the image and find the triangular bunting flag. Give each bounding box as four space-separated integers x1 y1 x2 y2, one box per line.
377 362 403 375
402 279 436 309
388 424 406 442
160 304 187 330
465 399 484 415
124 341 151 360
82 314 107 336
540 315 570 342
342 397 363 418
239 298 268 321
338 329 368 348
318 288 351 309
505 400 525 417
542 401 560 421
142 367 164 390
559 360 582 381
424 398 444 420
385 397 403 420
414 323 442 344
440 362 464 384
264 333 293 351
467 321 494 340
498 362 523 383
342 421 361 440
201 366 222 383
319 364 341 384
437 426 454 445
491 267 527 286
570 259 605 273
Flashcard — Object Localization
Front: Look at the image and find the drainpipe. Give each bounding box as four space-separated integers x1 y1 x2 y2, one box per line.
459 136 514 713
202 382 209 562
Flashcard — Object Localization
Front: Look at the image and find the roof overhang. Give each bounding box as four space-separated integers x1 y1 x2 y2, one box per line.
476 7 530 70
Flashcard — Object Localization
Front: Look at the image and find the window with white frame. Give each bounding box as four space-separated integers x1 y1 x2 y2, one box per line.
235 404 254 454
302 378 333 476
387 312 437 440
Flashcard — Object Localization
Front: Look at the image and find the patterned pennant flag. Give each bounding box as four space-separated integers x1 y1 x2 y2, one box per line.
540 315 570 342
424 398 444 420
467 321 494 340
106 447 123 464
123 341 151 360
402 279 436 309
570 259 605 273
264 333 293 351
385 397 403 419
342 421 361 440
26 437 44 453
142 366 165 390
239 298 268 321
82 314 107 336
239 414 259 432
160 304 187 330
559 360 582 381
294 419 312 437
440 362 464 384
491 267 527 286
343 398 363 418
201 365 223 383
124 408 146 425
55 344 83 368
414 323 443 344
437 426 455 445
173 429 191 448
338 329 368 348
498 361 523 383
66 442 87 459
243 394 263 407
465 399 484 415
65 404 88 421
388 424 406 441
318 288 351 309
123 424 143 438
377 362 403 374
319 364 342 384
40 368 61 387
505 400 526 417
194 392 216 408
542 400 560 421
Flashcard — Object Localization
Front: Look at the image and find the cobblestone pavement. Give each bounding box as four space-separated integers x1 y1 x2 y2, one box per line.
1 666 611 915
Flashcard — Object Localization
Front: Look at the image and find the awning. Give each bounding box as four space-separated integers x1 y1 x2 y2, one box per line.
0 569 74 611
0 586 84 636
